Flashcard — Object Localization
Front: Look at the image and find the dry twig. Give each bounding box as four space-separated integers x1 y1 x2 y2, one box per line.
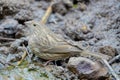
41 1 54 24
0 36 16 41
102 59 120 80
0 42 12 47
17 44 28 66
109 54 120 64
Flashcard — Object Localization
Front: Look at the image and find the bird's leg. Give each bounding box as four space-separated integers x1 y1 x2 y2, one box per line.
54 60 57 66
44 60 53 66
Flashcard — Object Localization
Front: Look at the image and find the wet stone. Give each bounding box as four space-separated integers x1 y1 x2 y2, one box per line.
0 0 30 17
85 33 94 40
0 19 18 37
0 63 4 69
52 0 73 15
14 9 33 22
99 46 116 57
94 33 105 40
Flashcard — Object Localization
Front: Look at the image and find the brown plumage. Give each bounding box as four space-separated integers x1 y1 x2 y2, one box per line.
25 21 110 60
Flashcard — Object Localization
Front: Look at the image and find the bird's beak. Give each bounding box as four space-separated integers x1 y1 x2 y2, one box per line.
24 21 33 27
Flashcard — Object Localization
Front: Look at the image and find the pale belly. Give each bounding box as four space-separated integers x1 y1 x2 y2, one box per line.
29 43 73 60
35 52 71 60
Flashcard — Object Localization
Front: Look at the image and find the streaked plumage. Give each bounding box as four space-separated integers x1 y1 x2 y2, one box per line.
25 21 109 60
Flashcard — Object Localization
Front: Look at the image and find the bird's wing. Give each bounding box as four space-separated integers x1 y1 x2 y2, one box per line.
42 44 82 54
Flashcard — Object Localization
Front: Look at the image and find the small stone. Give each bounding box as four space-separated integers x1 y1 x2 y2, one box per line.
86 33 94 40
0 19 18 37
67 57 108 79
99 46 116 57
14 9 33 21
95 33 105 40
6 53 22 62
0 63 4 69
10 38 28 53
0 0 30 17
116 47 120 54
112 63 120 75
0 46 9 54
88 40 95 46
78 3 87 11
80 25 90 34
15 24 26 38
52 2 67 15
52 0 73 15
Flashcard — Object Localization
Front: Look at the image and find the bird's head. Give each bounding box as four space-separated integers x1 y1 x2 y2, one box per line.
25 20 48 35
25 20 42 29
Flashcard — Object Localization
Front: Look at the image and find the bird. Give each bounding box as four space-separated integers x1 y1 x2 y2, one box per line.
25 21 110 61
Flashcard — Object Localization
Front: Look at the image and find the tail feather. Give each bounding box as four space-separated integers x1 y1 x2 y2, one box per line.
80 50 111 60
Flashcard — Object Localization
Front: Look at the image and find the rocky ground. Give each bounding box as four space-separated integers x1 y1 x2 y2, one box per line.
0 0 120 80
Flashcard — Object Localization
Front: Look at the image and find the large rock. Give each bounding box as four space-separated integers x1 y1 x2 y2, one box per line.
67 57 108 79
0 0 30 18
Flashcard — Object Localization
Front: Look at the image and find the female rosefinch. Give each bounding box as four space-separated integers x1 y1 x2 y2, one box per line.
25 21 109 60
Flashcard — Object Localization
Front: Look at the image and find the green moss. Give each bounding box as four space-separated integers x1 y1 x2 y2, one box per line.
73 4 78 8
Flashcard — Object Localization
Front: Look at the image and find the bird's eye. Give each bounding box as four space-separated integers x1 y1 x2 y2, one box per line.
33 24 36 26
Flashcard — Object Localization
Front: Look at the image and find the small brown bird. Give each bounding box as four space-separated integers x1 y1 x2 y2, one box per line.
25 21 109 60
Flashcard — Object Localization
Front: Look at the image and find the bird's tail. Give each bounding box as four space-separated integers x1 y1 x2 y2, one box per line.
80 50 111 60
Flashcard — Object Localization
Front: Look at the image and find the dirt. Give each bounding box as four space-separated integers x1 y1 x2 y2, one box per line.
0 0 120 80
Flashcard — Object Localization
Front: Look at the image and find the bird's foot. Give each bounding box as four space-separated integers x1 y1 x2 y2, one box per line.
44 60 53 66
